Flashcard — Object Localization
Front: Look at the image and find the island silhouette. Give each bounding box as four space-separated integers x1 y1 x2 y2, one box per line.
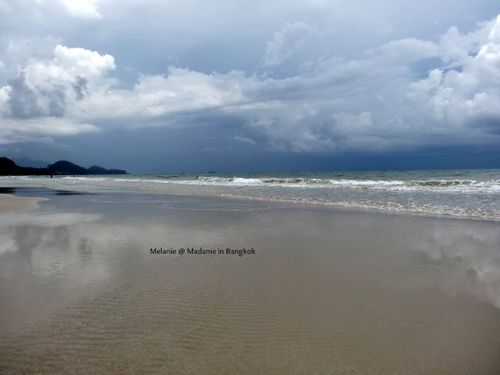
0 157 127 176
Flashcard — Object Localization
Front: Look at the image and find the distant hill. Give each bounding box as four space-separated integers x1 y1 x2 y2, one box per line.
47 160 126 175
0 157 48 176
0 157 127 176
87 165 127 175
47 160 89 175
12 157 49 169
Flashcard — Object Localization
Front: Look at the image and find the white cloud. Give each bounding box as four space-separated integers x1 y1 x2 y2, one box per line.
59 0 101 19
51 45 115 77
263 22 315 67
0 45 111 143
4 44 115 119
74 67 246 120
0 86 9 114
408 15 500 133
373 38 439 63
1 14 500 153
0 117 98 145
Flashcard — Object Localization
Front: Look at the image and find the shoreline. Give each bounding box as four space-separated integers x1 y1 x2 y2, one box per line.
0 179 498 223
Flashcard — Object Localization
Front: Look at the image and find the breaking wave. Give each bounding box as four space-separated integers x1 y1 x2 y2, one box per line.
3 169 499 221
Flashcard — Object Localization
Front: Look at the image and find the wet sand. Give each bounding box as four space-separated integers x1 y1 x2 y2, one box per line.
0 193 41 213
1 188 500 374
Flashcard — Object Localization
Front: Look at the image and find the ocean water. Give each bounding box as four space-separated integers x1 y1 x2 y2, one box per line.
1 168 500 221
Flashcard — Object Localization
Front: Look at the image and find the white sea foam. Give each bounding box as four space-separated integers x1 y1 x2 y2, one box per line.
5 174 500 192
2 171 499 221
69 175 500 194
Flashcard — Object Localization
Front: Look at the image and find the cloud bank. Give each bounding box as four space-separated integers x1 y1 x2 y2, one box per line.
0 1 499 168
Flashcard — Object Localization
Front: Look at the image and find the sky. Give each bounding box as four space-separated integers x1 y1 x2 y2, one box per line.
1 0 500 172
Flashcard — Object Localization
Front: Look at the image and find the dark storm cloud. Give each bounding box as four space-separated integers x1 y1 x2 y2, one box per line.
470 117 500 134
73 76 88 100
7 73 40 119
0 0 499 170
7 73 70 118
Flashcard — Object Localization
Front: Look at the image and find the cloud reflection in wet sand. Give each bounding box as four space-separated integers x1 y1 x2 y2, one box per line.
1 193 500 374
402 222 500 308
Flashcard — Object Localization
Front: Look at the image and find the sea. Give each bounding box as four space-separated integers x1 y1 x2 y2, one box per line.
1 168 500 221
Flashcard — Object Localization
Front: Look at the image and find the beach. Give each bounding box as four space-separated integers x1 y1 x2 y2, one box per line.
0 191 42 213
1 184 500 374
2 0 500 372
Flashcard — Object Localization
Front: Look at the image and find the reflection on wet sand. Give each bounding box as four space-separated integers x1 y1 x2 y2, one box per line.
402 223 500 308
0 193 42 213
1 191 500 374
